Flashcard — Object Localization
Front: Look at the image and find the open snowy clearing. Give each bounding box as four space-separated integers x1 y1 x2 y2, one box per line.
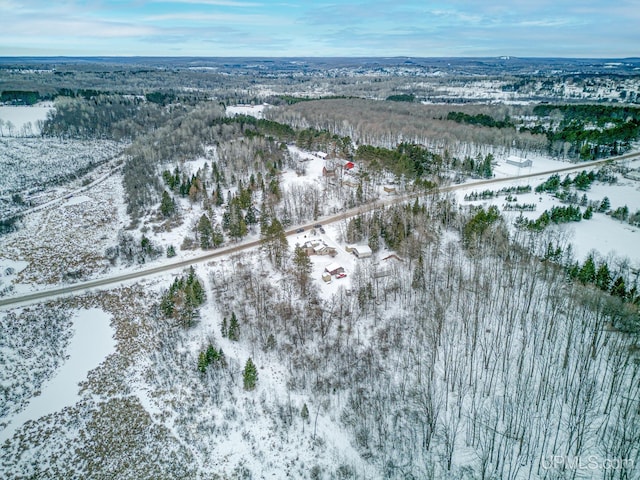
0 103 53 136
225 103 269 119
456 163 640 265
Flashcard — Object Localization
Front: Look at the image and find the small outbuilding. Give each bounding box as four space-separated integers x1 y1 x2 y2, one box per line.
506 156 532 168
352 245 373 259
325 263 345 275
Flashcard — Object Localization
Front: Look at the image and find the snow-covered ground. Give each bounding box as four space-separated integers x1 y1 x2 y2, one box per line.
456 162 640 265
0 102 53 136
225 103 269 119
0 308 114 444
1 131 639 478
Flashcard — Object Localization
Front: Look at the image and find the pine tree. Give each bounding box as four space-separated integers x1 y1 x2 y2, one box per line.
197 214 213 249
160 190 176 218
197 351 208 373
265 333 276 351
598 196 610 212
221 317 228 338
228 312 240 341
595 262 611 291
293 245 312 294
611 276 626 298
243 358 258 391
206 344 219 364
166 245 176 258
578 255 596 284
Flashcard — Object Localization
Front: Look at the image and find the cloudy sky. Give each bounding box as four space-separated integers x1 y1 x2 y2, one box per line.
1 0 638 57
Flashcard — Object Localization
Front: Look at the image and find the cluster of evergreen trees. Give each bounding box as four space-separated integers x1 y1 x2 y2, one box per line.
221 312 241 341
531 103 640 159
159 267 206 327
197 344 226 373
447 111 514 129
502 203 536 211
355 143 446 178
464 185 532 202
535 171 600 194
566 254 637 304
461 205 503 248
517 205 585 231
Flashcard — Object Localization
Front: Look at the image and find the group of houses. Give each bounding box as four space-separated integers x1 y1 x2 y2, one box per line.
320 244 374 283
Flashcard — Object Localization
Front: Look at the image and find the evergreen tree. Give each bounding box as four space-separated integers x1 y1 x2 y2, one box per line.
580 194 588 206
206 344 219 364
265 333 276 351
611 276 627 298
212 224 224 247
578 255 596 284
166 245 176 258
197 213 213 249
293 245 312 294
160 190 176 218
583 205 593 220
598 196 610 212
221 317 228 338
197 351 208 373
261 217 289 268
595 262 611 291
228 311 240 341
243 358 258 391
412 254 426 290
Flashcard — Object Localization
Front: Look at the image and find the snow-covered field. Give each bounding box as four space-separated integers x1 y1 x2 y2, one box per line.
225 103 269 119
0 308 114 444
1 170 128 288
0 103 53 136
0 137 124 220
456 160 640 265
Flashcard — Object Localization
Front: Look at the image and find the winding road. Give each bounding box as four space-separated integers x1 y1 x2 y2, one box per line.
1 152 638 309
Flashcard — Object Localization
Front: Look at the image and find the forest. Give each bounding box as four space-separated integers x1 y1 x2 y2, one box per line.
1 58 640 479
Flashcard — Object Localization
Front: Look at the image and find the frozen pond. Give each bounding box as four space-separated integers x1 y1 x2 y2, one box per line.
0 308 115 443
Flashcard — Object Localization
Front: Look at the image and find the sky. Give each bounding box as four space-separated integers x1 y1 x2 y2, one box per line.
0 0 639 58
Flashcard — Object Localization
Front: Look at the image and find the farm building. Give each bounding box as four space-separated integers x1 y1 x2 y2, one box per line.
506 156 532 168
352 245 373 258
325 263 344 275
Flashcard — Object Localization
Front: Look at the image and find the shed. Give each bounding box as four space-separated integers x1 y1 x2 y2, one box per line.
325 263 344 275
506 156 532 168
353 245 373 258
322 272 332 282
